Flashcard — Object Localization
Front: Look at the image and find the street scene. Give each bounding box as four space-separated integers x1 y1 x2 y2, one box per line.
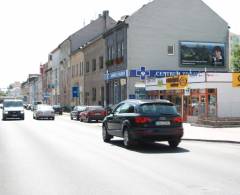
1 0 240 194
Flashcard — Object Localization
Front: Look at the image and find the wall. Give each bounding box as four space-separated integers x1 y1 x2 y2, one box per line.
70 50 85 106
217 83 240 117
83 38 106 106
126 0 229 95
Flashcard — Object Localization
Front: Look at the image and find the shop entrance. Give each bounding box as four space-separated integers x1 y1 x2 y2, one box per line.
147 88 217 122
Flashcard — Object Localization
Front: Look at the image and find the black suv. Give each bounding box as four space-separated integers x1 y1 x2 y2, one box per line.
102 99 184 148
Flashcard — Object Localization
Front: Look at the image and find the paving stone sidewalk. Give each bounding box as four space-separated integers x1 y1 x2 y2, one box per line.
183 123 240 143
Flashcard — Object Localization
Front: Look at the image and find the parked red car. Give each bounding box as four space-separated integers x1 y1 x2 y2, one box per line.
79 106 106 122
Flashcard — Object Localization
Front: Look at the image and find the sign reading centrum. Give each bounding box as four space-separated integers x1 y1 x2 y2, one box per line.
129 67 200 80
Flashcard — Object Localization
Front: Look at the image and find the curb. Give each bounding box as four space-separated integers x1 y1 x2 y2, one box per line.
190 123 240 128
182 138 240 144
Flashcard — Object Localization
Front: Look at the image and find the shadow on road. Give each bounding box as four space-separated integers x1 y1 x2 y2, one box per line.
109 140 190 154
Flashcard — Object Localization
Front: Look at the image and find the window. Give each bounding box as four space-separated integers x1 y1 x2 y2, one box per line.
139 103 178 115
117 42 121 58
121 42 124 57
76 64 78 77
86 61 89 73
100 86 104 105
119 104 134 113
111 46 114 60
92 88 96 102
99 56 104 69
107 46 111 60
168 45 174 55
92 59 96 71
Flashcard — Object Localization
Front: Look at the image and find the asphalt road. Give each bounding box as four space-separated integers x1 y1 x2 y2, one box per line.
0 110 240 195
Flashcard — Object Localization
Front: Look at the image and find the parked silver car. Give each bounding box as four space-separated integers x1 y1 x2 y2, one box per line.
33 104 55 120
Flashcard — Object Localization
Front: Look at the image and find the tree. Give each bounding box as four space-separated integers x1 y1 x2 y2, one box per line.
231 44 240 72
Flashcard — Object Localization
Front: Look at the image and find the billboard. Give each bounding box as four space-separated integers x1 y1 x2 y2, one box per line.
180 42 225 67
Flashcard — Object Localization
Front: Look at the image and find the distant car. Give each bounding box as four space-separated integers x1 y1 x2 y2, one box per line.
79 106 106 123
33 104 55 120
26 104 32 110
102 99 184 148
2 99 24 120
53 105 63 115
70 106 86 120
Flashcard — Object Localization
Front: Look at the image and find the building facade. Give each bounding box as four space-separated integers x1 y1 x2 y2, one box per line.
70 49 85 106
82 36 106 106
59 10 116 108
103 0 229 106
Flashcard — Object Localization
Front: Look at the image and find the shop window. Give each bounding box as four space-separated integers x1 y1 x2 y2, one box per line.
208 95 217 117
208 89 216 94
191 97 199 116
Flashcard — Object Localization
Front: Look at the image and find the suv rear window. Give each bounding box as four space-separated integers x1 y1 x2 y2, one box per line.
139 103 178 115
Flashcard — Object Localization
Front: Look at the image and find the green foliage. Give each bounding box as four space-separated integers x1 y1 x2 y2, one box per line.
231 44 240 72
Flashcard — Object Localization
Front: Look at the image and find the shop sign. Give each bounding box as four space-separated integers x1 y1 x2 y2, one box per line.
129 66 200 80
207 73 231 82
104 70 128 80
166 75 188 89
232 73 240 87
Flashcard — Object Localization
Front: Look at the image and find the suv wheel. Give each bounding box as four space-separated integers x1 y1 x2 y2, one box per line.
168 139 181 148
123 128 133 148
102 125 112 143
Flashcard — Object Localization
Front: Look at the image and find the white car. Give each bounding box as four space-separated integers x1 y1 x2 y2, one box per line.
33 104 55 120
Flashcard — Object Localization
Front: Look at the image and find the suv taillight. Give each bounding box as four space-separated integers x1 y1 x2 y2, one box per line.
135 116 151 124
172 117 183 123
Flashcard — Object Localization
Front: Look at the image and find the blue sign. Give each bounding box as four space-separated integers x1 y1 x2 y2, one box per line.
72 87 79 98
105 70 128 81
129 94 136 99
130 67 201 80
136 67 150 80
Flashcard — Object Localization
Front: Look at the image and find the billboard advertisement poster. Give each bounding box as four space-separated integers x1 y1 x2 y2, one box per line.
180 42 225 67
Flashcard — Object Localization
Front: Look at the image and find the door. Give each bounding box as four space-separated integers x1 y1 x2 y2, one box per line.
107 104 124 133
199 95 207 117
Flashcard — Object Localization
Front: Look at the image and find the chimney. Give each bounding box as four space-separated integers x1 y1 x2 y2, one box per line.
103 10 109 32
103 10 109 18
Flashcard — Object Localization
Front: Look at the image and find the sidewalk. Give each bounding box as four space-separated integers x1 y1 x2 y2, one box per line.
63 112 240 143
183 123 240 143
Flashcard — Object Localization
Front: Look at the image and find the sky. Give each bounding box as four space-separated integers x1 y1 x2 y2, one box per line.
0 0 239 89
